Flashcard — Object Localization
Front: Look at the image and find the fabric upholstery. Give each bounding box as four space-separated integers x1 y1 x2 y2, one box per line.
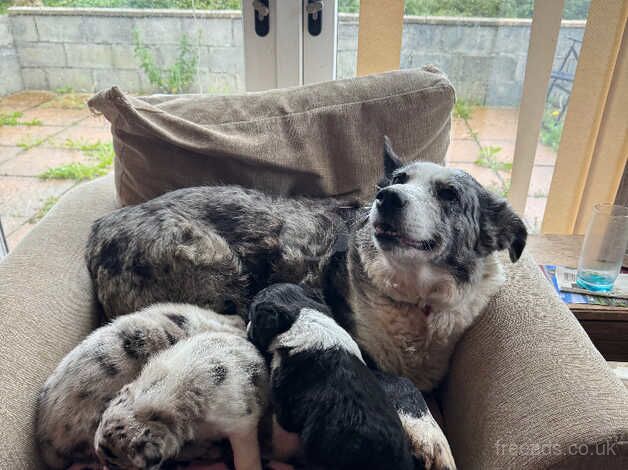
1 175 627 469
87 67 454 206
441 251 628 469
0 175 117 469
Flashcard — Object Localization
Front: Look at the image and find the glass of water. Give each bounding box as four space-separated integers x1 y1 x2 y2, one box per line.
576 204 628 292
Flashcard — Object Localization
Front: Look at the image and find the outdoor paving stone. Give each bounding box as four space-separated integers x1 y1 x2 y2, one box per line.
478 139 557 166
0 146 22 164
524 196 548 233
81 113 112 130
0 91 55 110
0 147 87 177
445 139 480 163
52 126 113 144
20 106 91 126
0 125 61 146
447 162 505 190
466 107 518 140
2 214 29 236
0 176 75 218
527 165 555 197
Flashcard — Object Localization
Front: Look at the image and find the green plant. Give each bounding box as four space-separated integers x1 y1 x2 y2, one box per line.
453 99 476 120
30 196 59 223
54 86 75 94
475 145 511 172
0 111 42 127
17 135 46 150
540 108 564 152
133 29 198 94
40 141 114 181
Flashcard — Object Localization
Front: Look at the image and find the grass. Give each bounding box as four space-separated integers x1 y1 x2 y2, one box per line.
30 196 59 223
17 135 47 150
39 139 114 181
0 111 42 127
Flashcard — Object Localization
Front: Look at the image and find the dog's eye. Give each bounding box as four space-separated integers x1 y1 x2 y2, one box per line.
437 186 458 202
391 172 408 185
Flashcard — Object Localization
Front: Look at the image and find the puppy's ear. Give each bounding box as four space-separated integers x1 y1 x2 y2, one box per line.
247 301 297 351
383 135 403 180
476 190 527 262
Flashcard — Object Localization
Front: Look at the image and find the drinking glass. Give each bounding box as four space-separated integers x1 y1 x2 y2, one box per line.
576 204 628 292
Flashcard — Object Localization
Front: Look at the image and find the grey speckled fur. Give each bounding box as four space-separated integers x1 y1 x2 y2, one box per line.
86 186 350 320
94 332 268 470
36 303 245 469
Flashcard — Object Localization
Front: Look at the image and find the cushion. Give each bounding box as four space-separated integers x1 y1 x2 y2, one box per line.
88 66 454 206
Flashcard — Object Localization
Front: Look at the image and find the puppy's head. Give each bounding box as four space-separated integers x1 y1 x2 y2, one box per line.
367 137 526 278
247 283 330 351
94 385 179 470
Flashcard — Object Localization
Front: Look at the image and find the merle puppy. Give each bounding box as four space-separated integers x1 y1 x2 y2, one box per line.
87 136 525 422
36 303 245 469
247 283 415 470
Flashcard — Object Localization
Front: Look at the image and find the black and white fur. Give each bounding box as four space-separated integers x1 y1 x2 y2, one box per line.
94 331 269 470
36 303 246 469
247 283 415 470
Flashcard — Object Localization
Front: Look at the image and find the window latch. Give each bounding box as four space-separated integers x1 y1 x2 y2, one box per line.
252 0 270 37
306 0 324 36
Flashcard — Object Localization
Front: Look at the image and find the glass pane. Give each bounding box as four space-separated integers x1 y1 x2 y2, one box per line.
336 0 591 233
0 0 243 249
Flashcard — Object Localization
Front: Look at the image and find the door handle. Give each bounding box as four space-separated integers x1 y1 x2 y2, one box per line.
252 0 270 37
306 0 324 36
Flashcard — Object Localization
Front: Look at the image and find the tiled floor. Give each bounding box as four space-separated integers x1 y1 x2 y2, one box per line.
0 91 112 250
1 91 553 252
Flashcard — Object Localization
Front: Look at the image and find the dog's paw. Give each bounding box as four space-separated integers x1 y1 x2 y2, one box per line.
400 414 456 470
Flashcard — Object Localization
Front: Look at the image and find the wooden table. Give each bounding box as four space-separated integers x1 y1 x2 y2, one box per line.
527 234 628 361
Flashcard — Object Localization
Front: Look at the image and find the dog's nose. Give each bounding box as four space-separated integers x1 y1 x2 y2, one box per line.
376 188 407 213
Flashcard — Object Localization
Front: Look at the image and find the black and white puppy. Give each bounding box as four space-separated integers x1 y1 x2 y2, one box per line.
247 283 415 470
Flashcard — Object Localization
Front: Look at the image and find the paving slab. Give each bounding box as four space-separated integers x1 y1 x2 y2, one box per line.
0 147 87 177
7 221 35 251
446 139 480 164
528 165 555 197
524 196 548 233
0 91 56 111
81 113 112 130
2 214 30 235
19 107 92 127
0 125 61 146
0 146 22 164
466 107 518 140
52 126 114 144
0 176 75 218
447 162 506 191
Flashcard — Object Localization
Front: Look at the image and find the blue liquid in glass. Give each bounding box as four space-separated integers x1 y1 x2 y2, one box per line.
576 270 616 292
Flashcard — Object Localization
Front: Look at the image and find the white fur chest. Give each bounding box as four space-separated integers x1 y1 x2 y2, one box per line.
350 253 505 391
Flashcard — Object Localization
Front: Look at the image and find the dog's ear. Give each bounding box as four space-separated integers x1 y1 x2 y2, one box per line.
476 190 527 262
383 135 403 180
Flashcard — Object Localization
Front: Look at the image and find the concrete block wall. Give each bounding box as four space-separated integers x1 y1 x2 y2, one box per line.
9 8 243 94
336 15 585 106
3 8 585 106
0 15 24 96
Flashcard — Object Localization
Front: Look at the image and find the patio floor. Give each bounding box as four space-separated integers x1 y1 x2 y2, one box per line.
1 91 554 251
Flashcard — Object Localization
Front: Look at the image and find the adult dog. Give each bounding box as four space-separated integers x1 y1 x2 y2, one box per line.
87 137 526 392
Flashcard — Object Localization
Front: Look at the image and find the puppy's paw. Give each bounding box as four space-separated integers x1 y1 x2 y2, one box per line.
247 302 297 351
400 414 456 470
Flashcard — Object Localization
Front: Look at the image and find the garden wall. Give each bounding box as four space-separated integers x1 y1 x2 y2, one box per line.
0 15 24 96
5 7 585 106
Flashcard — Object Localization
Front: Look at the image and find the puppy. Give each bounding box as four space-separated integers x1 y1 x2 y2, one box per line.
94 331 269 470
373 371 456 470
247 283 414 470
36 303 245 469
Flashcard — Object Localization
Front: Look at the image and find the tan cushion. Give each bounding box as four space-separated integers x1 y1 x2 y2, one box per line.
441 251 628 469
0 175 117 469
87 67 454 206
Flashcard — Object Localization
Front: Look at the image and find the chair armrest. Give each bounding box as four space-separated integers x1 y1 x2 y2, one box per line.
440 251 628 469
0 175 117 468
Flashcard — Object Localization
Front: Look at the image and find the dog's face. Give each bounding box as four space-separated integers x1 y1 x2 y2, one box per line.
365 137 527 282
